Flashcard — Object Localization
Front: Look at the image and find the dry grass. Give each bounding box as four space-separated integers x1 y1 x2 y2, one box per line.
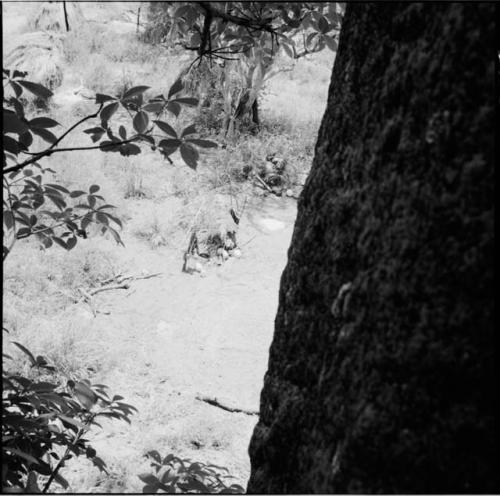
29 1 85 33
4 31 64 93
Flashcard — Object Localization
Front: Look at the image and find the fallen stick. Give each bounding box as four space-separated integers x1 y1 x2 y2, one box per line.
89 283 130 296
101 272 162 286
195 395 259 416
100 273 124 286
240 235 256 248
133 272 162 281
253 174 273 192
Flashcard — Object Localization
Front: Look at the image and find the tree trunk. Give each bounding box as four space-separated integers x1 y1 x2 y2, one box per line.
247 3 495 494
251 98 259 127
62 1 70 32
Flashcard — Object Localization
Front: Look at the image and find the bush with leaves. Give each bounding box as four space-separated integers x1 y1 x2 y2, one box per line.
143 2 343 136
3 68 217 258
3 68 217 492
140 451 245 494
3 340 137 493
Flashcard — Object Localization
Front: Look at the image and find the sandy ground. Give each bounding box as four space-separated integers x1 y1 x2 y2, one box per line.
63 195 297 492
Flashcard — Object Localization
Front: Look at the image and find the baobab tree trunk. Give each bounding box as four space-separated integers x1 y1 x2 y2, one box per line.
247 3 495 494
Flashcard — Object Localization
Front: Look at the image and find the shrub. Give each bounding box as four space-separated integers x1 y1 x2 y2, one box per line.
139 451 245 494
2 340 137 493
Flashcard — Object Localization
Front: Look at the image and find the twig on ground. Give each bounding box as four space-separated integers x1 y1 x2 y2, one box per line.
240 235 256 248
100 272 162 286
88 283 130 296
195 395 259 416
253 173 273 192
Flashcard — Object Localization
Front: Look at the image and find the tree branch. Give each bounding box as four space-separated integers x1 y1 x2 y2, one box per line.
196 2 276 35
3 137 139 175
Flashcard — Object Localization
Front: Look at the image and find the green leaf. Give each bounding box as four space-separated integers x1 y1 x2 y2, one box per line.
306 32 318 50
106 213 122 228
66 236 77 250
168 78 184 98
100 102 119 122
3 110 29 134
2 447 41 466
122 85 150 101
154 120 177 138
96 212 109 225
17 80 53 99
282 42 294 58
166 101 181 117
3 135 20 155
10 80 23 98
318 15 330 34
84 126 106 142
324 35 338 52
139 134 155 145
119 125 127 140
81 214 93 230
106 225 124 246
133 111 149 134
12 342 36 365
19 130 33 148
52 237 67 249
179 143 199 170
186 138 218 148
158 139 181 155
139 473 160 485
70 190 86 198
119 143 141 156
174 97 198 106
45 183 69 194
146 450 162 465
31 127 57 144
142 102 164 113
29 117 60 128
89 184 100 194
4 210 14 229
53 472 69 490
95 93 116 104
181 124 196 138
58 414 87 430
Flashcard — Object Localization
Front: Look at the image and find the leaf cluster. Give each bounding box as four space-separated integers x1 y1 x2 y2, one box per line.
3 69 217 258
2 341 137 493
140 451 245 494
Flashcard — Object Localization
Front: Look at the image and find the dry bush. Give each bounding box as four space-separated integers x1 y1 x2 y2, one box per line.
29 1 85 32
4 31 64 94
3 239 121 380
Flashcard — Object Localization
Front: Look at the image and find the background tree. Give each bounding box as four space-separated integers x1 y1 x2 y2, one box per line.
142 2 343 137
247 3 495 492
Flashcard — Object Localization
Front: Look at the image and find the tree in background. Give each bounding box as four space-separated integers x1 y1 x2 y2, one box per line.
246 3 495 492
142 1 343 137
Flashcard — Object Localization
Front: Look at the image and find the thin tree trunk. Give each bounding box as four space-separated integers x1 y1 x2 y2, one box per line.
248 3 495 493
251 99 259 127
136 4 141 36
62 1 70 32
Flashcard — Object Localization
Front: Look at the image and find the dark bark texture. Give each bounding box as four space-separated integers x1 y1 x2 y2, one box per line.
247 3 495 493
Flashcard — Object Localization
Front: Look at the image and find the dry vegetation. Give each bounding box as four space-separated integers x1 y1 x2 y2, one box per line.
3 1 334 492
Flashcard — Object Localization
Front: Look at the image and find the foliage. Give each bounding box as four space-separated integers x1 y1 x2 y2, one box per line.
2 68 215 492
3 68 216 259
139 451 245 494
2 340 137 493
143 2 344 135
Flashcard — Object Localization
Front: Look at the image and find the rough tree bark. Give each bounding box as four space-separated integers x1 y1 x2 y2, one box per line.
247 3 495 494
